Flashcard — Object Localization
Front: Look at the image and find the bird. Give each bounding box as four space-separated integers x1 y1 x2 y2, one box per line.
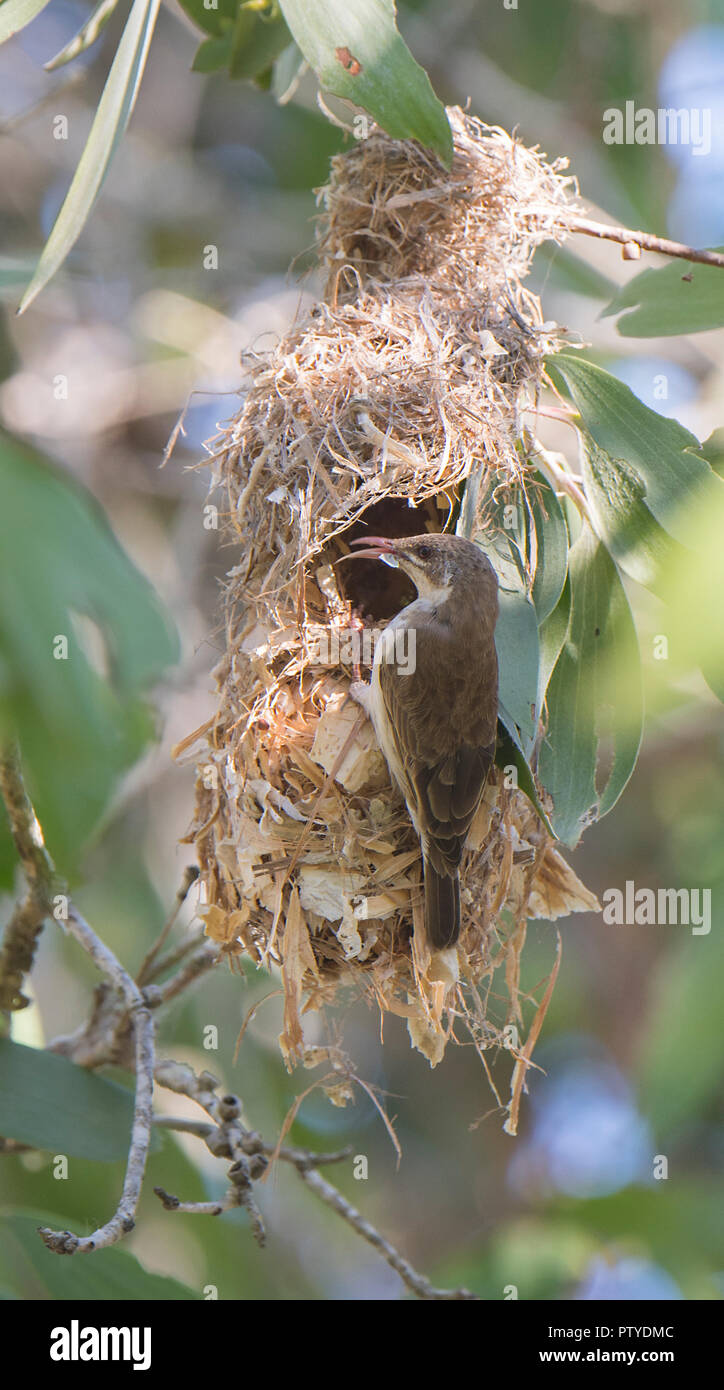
343 533 499 950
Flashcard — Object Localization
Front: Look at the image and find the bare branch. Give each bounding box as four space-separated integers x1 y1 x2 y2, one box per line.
153 1059 477 1300
37 905 155 1255
137 865 200 986
154 944 219 1004
139 925 206 984
297 1166 477 1300
564 214 724 269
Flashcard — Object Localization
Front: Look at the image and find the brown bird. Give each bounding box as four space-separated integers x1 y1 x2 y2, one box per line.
345 533 499 949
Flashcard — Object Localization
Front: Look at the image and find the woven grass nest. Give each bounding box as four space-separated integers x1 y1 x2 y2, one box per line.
181 109 600 1124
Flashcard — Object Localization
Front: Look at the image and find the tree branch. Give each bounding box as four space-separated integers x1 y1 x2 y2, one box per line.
37 905 156 1255
565 214 724 268
297 1164 477 1300
153 1060 477 1300
136 865 200 986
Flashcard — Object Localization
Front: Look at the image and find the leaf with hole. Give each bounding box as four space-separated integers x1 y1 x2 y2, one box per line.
278 0 452 164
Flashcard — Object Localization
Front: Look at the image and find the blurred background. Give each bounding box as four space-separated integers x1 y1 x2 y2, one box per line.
0 0 723 1300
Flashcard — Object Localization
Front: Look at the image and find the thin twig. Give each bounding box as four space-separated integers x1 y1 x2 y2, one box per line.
141 925 206 984
137 865 200 985
153 1060 477 1299
155 944 219 1004
153 1115 215 1139
297 1166 478 1300
37 905 155 1255
0 744 57 1016
565 214 724 268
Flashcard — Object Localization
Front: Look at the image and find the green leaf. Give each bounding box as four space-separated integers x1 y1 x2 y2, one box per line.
0 1211 198 1299
0 1039 139 1159
548 353 724 549
177 0 237 38
534 243 619 302
699 428 724 478
537 572 570 712
18 0 161 314
578 427 684 596
0 0 52 45
278 0 452 165
229 6 291 81
538 526 643 846
494 719 556 840
601 253 724 336
528 473 569 623
44 0 120 71
495 587 539 748
192 33 234 74
272 39 307 103
0 432 178 871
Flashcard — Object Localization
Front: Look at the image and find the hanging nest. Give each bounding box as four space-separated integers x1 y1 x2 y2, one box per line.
179 109 599 1124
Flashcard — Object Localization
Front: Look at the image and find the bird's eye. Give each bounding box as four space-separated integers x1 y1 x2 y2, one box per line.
417 544 432 560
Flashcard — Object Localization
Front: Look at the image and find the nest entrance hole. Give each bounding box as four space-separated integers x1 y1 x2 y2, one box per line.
327 493 458 623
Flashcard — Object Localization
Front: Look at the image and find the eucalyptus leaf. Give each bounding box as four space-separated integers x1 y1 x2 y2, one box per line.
601 254 724 337
0 1212 197 1300
0 432 178 872
495 719 556 840
0 1039 139 1159
44 0 120 71
192 34 234 75
278 0 452 165
229 6 291 81
538 526 643 846
578 428 684 596
537 572 571 713
177 0 237 38
272 40 307 103
548 353 724 550
534 243 619 302
0 0 51 45
495 587 539 749
528 473 569 623
18 0 161 314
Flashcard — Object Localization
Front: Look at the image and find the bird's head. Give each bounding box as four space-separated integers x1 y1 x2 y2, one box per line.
345 533 498 607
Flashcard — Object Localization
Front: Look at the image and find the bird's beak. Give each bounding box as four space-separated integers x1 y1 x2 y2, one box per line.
338 536 400 565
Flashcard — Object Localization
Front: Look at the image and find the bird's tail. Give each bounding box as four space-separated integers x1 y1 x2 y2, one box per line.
423 859 460 949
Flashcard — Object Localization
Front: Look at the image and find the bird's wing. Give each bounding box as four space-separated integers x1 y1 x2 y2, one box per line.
377 621 496 875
